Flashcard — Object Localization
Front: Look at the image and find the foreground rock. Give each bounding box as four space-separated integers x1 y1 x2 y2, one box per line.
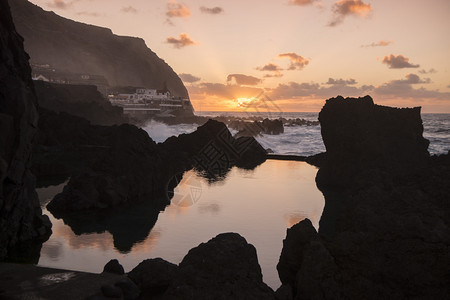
163 233 275 299
278 96 450 299
0 0 51 260
0 263 136 300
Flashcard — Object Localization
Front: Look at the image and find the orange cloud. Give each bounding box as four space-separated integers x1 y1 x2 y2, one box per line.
227 74 262 86
278 53 310 70
179 73 201 83
382 54 420 69
326 78 357 85
189 82 263 100
256 63 283 72
361 40 393 48
166 33 197 49
374 74 449 100
289 0 317 6
166 0 190 24
329 0 372 26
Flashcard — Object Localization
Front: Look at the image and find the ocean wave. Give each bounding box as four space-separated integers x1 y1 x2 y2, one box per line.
142 113 449 156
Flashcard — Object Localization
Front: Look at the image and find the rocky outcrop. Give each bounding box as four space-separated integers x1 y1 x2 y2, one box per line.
34 81 127 126
231 118 284 138
317 95 429 188
128 258 178 297
103 259 125 275
46 124 170 215
46 119 266 216
164 233 276 299
0 0 51 259
278 96 450 299
9 0 189 98
162 119 267 179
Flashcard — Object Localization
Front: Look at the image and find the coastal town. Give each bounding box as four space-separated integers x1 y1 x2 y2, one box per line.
108 88 194 116
31 63 194 117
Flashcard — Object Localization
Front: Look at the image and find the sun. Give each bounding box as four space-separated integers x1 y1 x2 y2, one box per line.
236 97 254 108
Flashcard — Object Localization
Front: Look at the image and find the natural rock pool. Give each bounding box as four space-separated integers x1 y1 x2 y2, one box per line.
37 160 324 289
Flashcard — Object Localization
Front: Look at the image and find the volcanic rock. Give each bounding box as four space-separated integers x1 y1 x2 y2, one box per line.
34 81 127 126
103 259 125 275
164 233 276 299
128 258 178 295
0 0 51 259
278 96 450 299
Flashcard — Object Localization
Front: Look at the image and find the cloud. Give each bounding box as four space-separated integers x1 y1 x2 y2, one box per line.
361 40 393 48
390 73 430 85
227 74 262 86
166 33 197 49
200 6 224 14
278 53 310 70
47 0 74 9
419 68 437 74
256 63 283 72
289 0 318 6
189 82 263 100
326 78 357 85
121 6 137 14
269 81 373 99
328 0 372 26
374 76 449 100
76 11 100 17
382 54 420 69
264 73 283 78
179 73 201 83
166 0 190 18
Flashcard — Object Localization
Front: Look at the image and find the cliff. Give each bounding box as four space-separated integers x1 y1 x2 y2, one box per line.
34 81 127 126
0 0 51 259
9 0 189 98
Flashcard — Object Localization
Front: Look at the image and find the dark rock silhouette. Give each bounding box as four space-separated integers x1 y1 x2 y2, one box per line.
161 119 267 181
46 119 266 216
278 96 450 299
103 259 125 275
164 233 276 299
0 0 51 259
9 0 188 98
231 118 284 138
34 81 127 126
317 95 429 188
128 258 178 296
46 124 169 215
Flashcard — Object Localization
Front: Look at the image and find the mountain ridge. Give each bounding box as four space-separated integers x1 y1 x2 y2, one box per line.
9 0 189 98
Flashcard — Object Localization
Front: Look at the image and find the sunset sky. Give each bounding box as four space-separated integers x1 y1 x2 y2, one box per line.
28 0 450 112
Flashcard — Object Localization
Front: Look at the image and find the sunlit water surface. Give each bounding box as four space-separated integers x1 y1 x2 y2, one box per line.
38 160 324 289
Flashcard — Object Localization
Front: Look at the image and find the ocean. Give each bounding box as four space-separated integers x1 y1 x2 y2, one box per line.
143 112 450 156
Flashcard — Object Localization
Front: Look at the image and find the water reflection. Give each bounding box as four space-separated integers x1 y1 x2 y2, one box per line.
57 200 163 253
38 160 324 289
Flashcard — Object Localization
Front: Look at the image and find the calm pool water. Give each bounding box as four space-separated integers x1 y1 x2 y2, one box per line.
37 160 324 289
